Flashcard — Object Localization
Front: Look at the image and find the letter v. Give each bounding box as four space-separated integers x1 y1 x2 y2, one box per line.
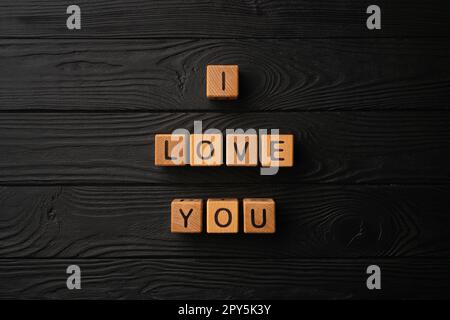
234 141 249 161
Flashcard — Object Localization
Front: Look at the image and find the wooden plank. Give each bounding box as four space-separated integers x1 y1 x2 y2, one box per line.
0 0 449 38
1 185 450 258
0 39 449 111
0 258 449 299
0 112 449 185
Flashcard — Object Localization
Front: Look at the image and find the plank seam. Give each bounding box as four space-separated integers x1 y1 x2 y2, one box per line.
2 109 450 114
1 36 450 40
1 183 450 187
1 257 450 261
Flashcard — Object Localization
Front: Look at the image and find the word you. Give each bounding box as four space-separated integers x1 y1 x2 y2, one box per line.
171 198 275 234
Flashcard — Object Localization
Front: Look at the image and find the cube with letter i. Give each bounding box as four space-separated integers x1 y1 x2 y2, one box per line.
206 65 239 100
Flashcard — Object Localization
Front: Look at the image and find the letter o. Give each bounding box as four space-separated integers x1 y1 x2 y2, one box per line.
214 208 232 227
196 140 215 160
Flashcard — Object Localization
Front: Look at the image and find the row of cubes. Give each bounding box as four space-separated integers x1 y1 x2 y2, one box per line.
155 134 294 167
171 198 275 234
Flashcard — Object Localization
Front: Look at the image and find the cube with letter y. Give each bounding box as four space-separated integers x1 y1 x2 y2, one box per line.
171 199 203 233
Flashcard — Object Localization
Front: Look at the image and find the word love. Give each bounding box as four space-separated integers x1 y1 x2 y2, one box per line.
155 133 294 167
171 198 275 234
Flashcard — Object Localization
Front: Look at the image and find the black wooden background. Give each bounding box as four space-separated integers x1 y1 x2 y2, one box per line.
0 0 450 299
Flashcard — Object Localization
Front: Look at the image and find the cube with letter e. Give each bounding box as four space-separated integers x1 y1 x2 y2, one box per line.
260 134 294 167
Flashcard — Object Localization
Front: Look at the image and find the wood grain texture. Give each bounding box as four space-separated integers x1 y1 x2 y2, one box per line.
0 112 449 185
0 0 449 38
1 258 450 299
0 39 449 111
0 0 448 301
1 185 450 258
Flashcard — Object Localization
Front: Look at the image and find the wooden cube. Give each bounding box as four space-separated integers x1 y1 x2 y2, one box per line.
190 133 223 166
207 198 239 233
154 134 187 166
260 134 294 167
243 198 275 233
171 199 203 233
226 134 258 166
206 65 239 100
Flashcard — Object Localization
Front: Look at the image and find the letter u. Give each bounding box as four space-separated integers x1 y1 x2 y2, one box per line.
251 209 267 228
